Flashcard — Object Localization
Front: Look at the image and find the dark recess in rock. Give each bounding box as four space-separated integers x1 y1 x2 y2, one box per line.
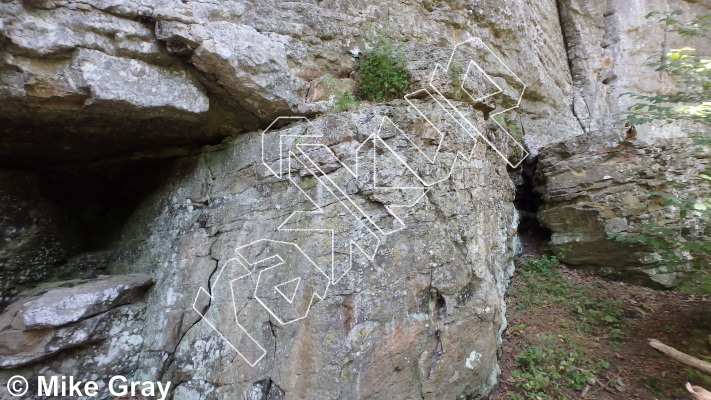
512 158 552 244
0 157 176 311
248 379 286 400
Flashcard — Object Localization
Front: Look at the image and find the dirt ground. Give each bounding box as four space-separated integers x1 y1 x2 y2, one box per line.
489 230 711 400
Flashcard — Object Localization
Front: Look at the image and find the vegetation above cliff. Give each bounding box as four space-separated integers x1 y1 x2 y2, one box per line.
356 35 410 102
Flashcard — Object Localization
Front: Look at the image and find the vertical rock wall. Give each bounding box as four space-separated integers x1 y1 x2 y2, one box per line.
558 0 710 138
0 0 709 398
104 104 518 399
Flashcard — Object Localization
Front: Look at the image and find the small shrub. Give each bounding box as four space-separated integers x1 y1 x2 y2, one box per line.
331 90 359 112
356 35 409 102
492 115 522 140
491 115 525 164
323 75 360 112
511 339 596 399
507 120 521 140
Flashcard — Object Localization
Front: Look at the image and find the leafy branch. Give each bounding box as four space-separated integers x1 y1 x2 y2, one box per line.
624 12 711 129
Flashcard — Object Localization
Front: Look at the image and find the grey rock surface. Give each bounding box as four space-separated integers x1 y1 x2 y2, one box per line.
0 170 81 309
557 0 711 139
0 0 583 166
0 274 152 369
0 101 517 399
17 274 153 329
106 102 517 400
0 0 709 398
1 0 708 165
536 129 709 287
71 48 209 119
163 21 299 119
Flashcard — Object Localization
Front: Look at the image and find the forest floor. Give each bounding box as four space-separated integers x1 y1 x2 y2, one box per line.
489 229 711 400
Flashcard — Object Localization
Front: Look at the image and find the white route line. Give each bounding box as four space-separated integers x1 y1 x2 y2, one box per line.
275 277 301 304
246 240 330 326
194 37 528 366
193 258 267 366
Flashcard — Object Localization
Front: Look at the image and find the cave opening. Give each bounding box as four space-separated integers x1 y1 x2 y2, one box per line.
510 158 551 251
37 160 170 251
0 154 177 309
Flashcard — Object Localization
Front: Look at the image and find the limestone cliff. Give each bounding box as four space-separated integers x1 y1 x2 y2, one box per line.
0 0 708 399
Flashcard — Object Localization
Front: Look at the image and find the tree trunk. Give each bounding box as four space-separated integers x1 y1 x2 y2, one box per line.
648 339 711 376
687 383 711 400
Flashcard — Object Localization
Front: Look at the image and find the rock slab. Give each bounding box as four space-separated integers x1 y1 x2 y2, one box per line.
0 274 153 369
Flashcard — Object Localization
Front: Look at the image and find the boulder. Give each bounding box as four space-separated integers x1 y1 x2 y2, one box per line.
109 103 517 399
0 274 153 368
70 48 209 119
158 21 299 120
536 129 709 287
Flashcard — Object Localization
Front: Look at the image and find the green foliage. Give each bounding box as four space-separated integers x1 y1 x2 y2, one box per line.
449 53 463 100
492 116 523 142
617 10 711 294
512 253 624 336
507 254 627 397
356 35 410 102
607 174 711 293
332 90 359 112
507 120 521 137
512 254 565 307
624 12 711 128
643 375 665 396
492 116 525 160
511 338 597 399
685 366 711 387
647 10 711 40
323 75 360 112
491 115 525 165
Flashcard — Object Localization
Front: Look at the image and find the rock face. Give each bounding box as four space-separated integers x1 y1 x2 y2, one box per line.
0 102 518 399
0 170 81 308
3 0 705 165
157 22 299 118
0 274 153 369
1 0 710 399
557 0 710 138
108 102 517 399
536 130 709 287
0 0 584 166
71 48 209 118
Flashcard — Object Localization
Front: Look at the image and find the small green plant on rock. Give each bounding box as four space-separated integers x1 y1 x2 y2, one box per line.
492 115 525 165
323 75 360 112
356 34 410 102
332 90 359 112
